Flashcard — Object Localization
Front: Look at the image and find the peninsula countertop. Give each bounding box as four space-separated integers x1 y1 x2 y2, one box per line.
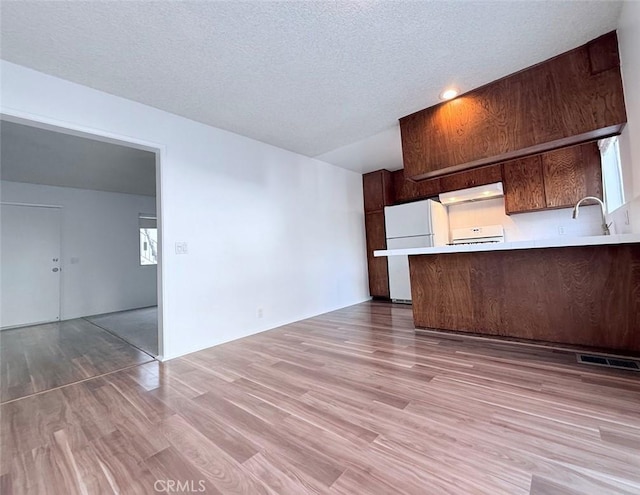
373 233 640 257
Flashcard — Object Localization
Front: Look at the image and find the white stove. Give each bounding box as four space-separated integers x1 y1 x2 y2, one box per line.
450 225 505 245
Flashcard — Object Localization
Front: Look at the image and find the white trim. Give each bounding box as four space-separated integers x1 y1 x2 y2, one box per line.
1 319 61 331
598 136 616 154
0 201 62 209
0 107 164 153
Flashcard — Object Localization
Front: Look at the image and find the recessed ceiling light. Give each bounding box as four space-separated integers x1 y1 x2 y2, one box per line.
440 88 459 100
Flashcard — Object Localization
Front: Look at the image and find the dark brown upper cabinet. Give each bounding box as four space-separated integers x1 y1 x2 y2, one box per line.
503 142 602 215
363 169 393 212
391 169 441 204
400 31 627 181
503 156 547 214
541 142 602 208
439 165 502 194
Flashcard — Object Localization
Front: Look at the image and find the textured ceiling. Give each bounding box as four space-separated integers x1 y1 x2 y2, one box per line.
0 1 623 171
1 121 157 196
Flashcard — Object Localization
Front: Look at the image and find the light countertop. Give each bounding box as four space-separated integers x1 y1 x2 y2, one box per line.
374 233 640 257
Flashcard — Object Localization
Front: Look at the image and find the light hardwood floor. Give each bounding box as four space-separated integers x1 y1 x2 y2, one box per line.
1 302 639 494
0 318 154 403
85 307 158 356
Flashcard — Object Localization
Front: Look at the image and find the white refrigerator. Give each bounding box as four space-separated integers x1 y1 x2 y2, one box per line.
384 199 449 302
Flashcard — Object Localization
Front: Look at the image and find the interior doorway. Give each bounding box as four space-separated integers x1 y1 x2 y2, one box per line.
1 204 62 328
0 114 164 402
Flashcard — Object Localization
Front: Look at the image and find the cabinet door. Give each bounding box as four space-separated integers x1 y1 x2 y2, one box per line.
440 164 502 193
391 169 442 204
363 170 393 212
542 143 602 208
399 32 625 181
364 211 389 298
503 156 546 214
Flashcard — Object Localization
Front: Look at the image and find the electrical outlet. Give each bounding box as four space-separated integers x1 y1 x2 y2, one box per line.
558 226 566 235
257 308 264 318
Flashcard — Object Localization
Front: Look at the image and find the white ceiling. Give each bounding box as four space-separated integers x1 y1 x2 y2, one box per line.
0 1 623 173
1 121 157 196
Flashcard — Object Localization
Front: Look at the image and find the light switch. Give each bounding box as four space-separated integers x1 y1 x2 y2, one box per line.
175 242 188 255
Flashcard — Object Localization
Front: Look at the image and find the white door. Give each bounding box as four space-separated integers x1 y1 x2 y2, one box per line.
386 235 433 302
1 204 61 328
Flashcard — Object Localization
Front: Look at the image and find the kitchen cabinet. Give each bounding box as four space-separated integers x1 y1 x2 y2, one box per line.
399 31 626 180
409 244 640 352
503 156 546 214
363 169 393 213
391 169 441 204
439 164 502 193
364 211 390 298
391 165 501 204
503 142 603 215
542 142 602 208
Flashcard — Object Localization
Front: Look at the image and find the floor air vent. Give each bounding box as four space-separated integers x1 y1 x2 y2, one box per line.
577 354 640 371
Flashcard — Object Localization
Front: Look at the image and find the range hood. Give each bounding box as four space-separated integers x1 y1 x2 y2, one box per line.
439 182 504 205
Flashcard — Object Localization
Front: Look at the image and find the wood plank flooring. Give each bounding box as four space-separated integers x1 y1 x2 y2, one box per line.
2 301 639 494
1 319 154 403
85 306 158 356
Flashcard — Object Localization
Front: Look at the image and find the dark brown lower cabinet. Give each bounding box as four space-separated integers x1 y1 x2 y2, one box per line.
364 211 389 298
409 244 640 352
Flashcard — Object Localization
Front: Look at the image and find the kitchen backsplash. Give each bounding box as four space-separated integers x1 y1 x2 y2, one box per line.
607 195 640 234
447 198 603 242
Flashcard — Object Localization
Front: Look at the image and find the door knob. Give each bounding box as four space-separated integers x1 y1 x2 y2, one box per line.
52 268 59 272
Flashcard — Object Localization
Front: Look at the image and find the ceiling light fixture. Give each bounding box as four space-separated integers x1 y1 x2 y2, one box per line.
440 88 459 101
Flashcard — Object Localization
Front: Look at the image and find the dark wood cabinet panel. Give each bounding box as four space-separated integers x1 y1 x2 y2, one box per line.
364 211 389 298
588 31 621 74
400 31 626 180
390 165 501 204
582 142 605 200
398 111 427 182
409 245 640 352
391 169 441 204
541 146 585 208
502 156 546 214
502 142 603 214
542 142 602 208
439 165 502 193
363 170 393 212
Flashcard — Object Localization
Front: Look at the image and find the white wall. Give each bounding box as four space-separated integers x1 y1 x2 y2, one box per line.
447 198 603 241
1 180 157 320
0 61 369 359
618 0 640 200
607 195 640 234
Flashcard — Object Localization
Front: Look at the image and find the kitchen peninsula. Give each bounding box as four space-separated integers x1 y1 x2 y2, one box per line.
375 235 640 353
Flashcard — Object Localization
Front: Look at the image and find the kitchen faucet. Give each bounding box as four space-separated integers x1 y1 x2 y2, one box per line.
572 196 611 236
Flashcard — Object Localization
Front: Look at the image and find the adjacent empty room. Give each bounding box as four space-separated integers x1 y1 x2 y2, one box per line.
0 120 161 402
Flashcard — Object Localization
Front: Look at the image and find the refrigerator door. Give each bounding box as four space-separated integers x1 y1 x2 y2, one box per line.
384 200 433 239
386 235 433 302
